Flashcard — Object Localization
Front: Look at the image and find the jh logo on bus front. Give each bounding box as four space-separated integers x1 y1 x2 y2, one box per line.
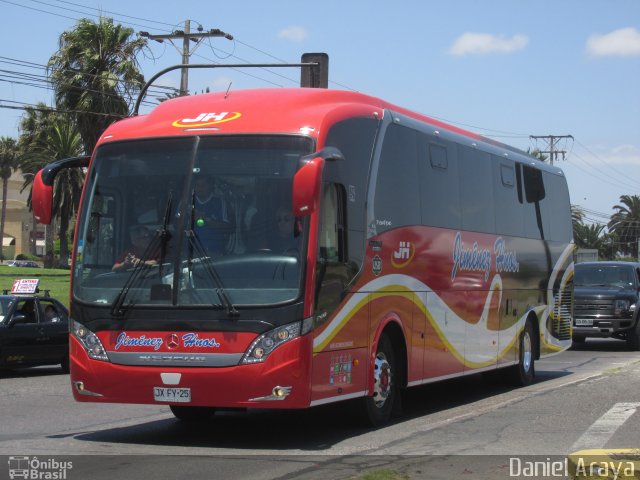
171 112 242 128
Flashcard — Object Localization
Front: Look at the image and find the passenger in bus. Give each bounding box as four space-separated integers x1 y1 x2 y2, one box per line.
112 225 160 271
192 176 234 255
273 207 300 252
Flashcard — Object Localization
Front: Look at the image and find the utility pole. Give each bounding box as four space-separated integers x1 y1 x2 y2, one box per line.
529 135 574 165
140 21 233 96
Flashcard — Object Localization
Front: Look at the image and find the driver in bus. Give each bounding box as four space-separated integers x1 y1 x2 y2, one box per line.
112 225 160 271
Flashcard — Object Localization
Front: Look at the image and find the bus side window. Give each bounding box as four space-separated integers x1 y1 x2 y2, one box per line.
315 183 354 315
494 160 524 237
418 134 461 230
374 123 420 233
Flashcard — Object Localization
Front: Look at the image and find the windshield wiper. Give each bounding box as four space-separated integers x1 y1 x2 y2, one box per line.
186 189 239 318
157 192 173 277
111 195 173 316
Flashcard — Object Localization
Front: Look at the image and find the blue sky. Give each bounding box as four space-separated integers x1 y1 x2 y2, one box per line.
0 0 638 223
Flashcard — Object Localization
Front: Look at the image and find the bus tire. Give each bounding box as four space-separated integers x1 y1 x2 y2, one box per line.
361 333 397 427
509 320 535 386
170 405 216 421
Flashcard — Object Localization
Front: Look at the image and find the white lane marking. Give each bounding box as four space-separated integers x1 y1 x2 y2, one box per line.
570 402 640 451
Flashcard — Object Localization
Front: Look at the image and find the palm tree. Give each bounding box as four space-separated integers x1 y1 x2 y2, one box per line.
572 222 616 260
47 17 147 153
0 137 20 261
20 119 84 267
608 195 640 258
571 205 584 227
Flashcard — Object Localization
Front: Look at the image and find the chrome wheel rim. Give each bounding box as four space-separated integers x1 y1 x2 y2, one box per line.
373 352 392 408
522 330 532 372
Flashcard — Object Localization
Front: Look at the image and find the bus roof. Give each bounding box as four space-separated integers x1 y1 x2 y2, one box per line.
99 88 554 172
101 88 480 141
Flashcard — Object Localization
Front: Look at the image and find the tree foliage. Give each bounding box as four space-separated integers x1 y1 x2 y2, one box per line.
0 137 19 260
608 195 640 257
47 17 147 153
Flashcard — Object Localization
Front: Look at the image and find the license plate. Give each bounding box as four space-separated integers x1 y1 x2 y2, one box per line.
153 387 191 403
575 318 593 326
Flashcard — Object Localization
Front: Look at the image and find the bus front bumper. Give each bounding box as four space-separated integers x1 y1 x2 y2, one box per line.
69 335 312 409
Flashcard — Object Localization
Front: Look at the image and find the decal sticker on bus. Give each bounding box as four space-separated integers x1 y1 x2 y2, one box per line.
172 111 241 128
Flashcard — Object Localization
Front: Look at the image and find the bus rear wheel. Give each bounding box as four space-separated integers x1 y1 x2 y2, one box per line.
361 333 397 427
170 405 216 421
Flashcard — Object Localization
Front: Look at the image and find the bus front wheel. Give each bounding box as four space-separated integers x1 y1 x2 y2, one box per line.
170 405 216 421
361 333 397 427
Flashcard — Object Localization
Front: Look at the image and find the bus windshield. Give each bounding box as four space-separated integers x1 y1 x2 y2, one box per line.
72 135 313 309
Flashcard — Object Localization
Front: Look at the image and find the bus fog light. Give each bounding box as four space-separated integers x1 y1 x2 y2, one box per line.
273 386 291 398
74 381 103 397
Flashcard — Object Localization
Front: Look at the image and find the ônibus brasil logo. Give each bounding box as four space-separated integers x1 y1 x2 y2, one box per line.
172 111 241 128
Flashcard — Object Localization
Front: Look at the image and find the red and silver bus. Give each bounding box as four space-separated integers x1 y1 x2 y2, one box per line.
32 65 573 426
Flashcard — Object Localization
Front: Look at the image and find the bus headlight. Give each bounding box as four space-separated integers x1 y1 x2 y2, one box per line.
240 318 313 364
73 321 109 362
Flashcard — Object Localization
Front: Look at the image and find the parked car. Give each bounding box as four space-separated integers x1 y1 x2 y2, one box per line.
573 261 640 350
5 260 40 268
0 293 69 371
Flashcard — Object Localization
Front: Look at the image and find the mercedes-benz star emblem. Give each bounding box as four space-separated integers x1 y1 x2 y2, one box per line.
166 334 180 350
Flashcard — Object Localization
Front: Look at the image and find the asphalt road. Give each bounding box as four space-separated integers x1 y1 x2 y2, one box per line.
1 339 638 479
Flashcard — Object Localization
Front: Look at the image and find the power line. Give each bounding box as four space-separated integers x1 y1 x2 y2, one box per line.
52 0 175 28
0 56 179 100
574 139 637 183
566 150 638 191
0 98 127 118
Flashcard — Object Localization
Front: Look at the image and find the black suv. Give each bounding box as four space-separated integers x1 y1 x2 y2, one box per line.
0 294 69 371
573 261 640 350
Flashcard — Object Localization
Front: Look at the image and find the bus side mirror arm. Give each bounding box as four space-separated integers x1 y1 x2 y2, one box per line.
32 156 90 225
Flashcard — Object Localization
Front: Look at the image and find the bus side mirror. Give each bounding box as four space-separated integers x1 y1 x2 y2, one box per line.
32 169 54 225
32 155 90 225
292 157 324 217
